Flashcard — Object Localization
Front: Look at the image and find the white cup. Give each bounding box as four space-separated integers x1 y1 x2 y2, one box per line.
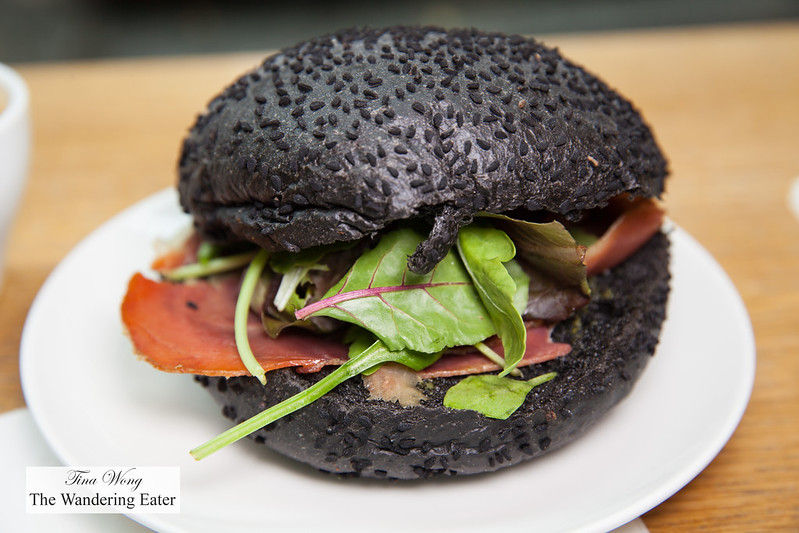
0 63 31 288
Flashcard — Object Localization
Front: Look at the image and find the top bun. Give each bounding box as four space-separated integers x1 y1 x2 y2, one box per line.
178 26 667 273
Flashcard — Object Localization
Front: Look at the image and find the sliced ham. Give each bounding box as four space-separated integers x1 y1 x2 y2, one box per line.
584 198 665 276
419 327 571 378
121 273 349 376
122 273 570 378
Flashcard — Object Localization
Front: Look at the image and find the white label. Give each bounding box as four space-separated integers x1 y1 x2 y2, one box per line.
26 466 180 514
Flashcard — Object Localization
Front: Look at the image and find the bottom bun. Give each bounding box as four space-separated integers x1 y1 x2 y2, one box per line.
196 231 670 479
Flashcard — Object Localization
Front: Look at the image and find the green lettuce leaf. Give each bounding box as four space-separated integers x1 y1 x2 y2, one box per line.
484 214 589 296
443 372 557 419
456 224 528 376
295 228 496 353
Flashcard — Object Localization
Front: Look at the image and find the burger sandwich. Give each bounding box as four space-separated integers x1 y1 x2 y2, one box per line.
121 26 670 479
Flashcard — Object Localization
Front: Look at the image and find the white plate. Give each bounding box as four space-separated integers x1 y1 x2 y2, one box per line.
21 189 755 533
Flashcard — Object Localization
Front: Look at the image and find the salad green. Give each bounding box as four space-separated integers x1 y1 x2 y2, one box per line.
163 218 589 459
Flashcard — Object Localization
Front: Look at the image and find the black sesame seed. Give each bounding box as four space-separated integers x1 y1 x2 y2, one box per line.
476 138 492 150
309 101 325 111
411 101 425 114
394 145 408 155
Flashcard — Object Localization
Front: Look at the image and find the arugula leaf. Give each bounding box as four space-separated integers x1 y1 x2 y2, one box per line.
443 372 557 419
190 339 440 460
295 228 496 353
456 224 528 376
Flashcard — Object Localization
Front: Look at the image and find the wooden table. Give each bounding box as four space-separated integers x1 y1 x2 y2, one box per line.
2 21 797 531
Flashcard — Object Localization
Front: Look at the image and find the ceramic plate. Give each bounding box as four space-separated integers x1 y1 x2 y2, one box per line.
21 189 755 533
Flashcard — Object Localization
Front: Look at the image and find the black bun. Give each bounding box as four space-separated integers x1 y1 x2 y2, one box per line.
178 26 667 273
196 230 670 480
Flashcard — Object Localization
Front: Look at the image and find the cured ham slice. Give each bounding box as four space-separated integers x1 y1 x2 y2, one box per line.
122 273 349 376
419 327 570 378
584 199 665 276
122 273 570 378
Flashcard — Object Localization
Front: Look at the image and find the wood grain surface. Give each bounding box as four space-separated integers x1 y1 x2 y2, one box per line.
1 21 797 531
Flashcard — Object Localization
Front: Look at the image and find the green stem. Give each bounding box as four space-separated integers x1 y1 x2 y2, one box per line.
528 371 558 387
474 341 523 377
190 341 390 460
161 251 258 281
234 249 270 385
